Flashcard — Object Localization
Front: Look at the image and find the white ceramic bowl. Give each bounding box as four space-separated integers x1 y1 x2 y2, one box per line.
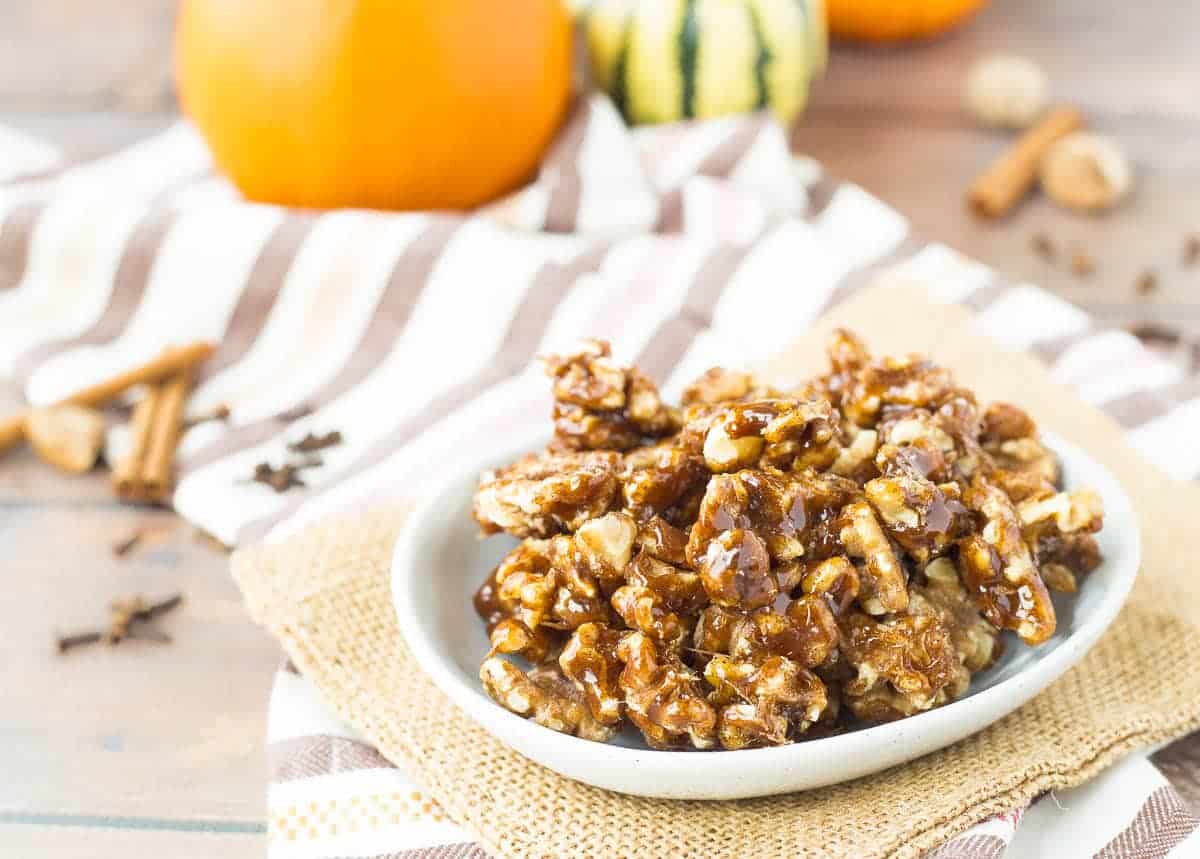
392 431 1140 800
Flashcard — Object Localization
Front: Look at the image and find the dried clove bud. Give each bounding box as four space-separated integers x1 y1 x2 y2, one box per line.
1135 270 1158 296
250 458 322 493
1031 232 1056 262
1069 248 1096 278
27 405 107 474
287 430 342 454
57 631 102 653
1184 234 1200 267
55 593 183 655
111 528 144 558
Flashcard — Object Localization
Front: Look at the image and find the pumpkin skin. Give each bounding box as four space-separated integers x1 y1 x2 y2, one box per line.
586 0 827 126
826 0 988 42
176 0 573 211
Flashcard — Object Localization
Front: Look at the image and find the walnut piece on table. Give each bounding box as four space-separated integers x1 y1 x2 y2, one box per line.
469 331 1107 750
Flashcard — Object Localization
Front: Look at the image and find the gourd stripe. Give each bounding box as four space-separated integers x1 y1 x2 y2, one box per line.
610 10 632 120
747 3 772 111
679 0 699 119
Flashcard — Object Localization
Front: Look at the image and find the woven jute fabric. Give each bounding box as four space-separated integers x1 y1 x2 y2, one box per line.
232 285 1200 859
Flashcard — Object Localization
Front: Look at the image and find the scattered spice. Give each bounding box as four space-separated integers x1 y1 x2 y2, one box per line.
273 402 314 422
183 402 231 431
967 106 1084 219
1031 232 1056 262
250 457 322 493
1 341 214 458
55 592 184 655
288 430 343 454
1069 248 1095 278
1135 270 1158 296
111 528 144 558
113 388 162 500
1184 234 1200 267
1039 132 1133 214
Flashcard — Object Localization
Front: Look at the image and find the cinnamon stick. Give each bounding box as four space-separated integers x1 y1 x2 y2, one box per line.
140 370 192 502
112 387 162 500
0 341 214 457
967 107 1085 218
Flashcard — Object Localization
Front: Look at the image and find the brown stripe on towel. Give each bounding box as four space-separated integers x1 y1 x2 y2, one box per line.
11 205 179 383
925 833 1009 859
1093 785 1198 859
180 217 461 474
235 243 613 545
0 200 44 291
634 243 749 382
193 213 320 384
1103 377 1200 429
543 100 594 234
270 735 397 782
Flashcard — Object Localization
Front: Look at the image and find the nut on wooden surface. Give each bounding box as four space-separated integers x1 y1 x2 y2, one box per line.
26 404 106 474
1039 131 1133 213
964 54 1049 129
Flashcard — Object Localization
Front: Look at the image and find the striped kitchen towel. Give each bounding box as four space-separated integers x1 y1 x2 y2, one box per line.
2 95 1197 857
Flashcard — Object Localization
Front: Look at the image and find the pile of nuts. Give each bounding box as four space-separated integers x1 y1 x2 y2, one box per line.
471 333 1105 750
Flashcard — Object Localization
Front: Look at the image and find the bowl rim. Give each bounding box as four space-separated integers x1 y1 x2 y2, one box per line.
392 429 1141 775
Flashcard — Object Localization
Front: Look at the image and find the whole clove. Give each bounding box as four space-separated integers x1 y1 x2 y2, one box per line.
250 457 322 493
55 592 184 655
111 529 144 558
183 403 231 431
1184 234 1200 267
287 430 343 454
1031 232 1056 262
1069 248 1095 278
1135 270 1158 296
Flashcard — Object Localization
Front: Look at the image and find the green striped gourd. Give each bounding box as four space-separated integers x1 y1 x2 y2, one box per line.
585 0 827 125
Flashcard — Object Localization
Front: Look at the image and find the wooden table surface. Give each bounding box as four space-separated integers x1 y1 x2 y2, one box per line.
2 1 1198 856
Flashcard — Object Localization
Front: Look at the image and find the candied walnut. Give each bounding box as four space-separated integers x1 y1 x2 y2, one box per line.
1036 532 1101 593
559 622 625 724
1018 489 1104 536
545 339 679 450
729 595 840 668
480 657 615 741
551 511 637 597
985 436 1060 486
838 501 908 615
841 611 968 721
687 468 857 568
625 550 708 615
988 467 1057 504
617 632 717 749
634 516 689 566
620 443 708 524
876 409 957 482
981 402 1038 443
910 558 1002 673
473 568 507 629
488 618 562 664
473 450 620 538
962 477 1056 645
692 604 745 666
705 655 828 749
700 399 839 473
611 585 690 648
698 528 777 610
494 540 557 630
864 472 965 563
799 555 861 615
680 367 779 406
831 428 879 481
840 353 957 428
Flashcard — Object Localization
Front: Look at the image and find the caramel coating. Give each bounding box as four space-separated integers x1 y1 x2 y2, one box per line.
544 339 679 451
473 450 620 538
471 333 1105 750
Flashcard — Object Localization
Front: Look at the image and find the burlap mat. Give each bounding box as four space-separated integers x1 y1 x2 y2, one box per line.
232 285 1200 859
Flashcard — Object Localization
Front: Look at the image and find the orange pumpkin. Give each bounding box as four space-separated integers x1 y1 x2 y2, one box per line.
176 0 573 211
826 0 988 42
